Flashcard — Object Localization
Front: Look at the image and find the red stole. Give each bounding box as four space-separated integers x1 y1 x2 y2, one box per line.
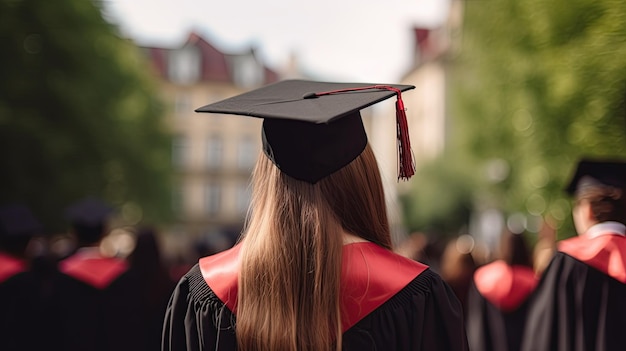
473 260 538 311
200 242 428 332
0 252 27 284
59 249 129 289
558 233 626 283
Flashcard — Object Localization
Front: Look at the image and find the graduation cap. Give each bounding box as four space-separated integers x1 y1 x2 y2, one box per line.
565 159 626 195
65 197 113 227
0 204 42 239
195 79 416 184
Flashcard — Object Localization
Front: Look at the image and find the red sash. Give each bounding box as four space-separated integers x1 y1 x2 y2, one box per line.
200 241 428 332
0 252 27 284
59 250 129 289
558 234 626 283
474 260 538 311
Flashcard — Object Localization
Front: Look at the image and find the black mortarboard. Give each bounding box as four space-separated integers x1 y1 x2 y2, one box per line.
65 197 113 227
0 204 42 238
565 159 626 195
195 79 416 183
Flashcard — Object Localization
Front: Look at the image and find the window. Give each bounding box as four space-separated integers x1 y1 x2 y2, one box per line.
206 135 223 169
204 182 222 215
169 46 200 85
232 54 263 88
172 135 189 169
236 136 256 170
174 93 192 117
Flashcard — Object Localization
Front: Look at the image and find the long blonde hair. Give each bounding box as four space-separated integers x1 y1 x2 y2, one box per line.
236 143 390 351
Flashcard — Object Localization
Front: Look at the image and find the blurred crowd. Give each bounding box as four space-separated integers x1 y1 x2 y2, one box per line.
0 197 235 351
2 157 626 351
1 194 548 351
395 225 553 351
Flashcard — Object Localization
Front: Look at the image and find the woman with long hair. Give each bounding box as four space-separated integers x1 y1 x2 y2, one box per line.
162 80 468 351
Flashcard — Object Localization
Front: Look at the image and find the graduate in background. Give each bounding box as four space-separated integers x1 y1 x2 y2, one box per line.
0 204 50 351
521 159 626 351
466 230 537 351
50 197 142 351
162 80 468 351
440 234 478 320
128 226 176 351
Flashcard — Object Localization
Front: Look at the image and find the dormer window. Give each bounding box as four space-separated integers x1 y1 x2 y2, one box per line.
232 54 263 88
169 45 200 85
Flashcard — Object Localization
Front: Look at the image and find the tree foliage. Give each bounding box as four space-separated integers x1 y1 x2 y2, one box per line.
402 153 478 237
0 0 172 232
405 0 626 239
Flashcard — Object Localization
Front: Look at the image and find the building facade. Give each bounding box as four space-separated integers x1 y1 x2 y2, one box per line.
142 32 279 257
369 0 464 243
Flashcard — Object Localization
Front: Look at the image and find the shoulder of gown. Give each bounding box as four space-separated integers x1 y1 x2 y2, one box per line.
521 251 626 351
163 263 468 351
466 262 537 351
472 260 538 311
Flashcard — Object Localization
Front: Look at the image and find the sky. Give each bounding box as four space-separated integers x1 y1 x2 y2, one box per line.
102 0 451 83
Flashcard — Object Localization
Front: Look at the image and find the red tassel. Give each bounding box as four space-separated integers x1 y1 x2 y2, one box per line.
394 93 414 180
309 85 415 180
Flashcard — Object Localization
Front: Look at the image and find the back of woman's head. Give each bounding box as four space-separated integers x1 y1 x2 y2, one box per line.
576 182 626 224
500 231 532 267
237 144 389 351
130 226 162 269
244 143 390 248
319 143 391 248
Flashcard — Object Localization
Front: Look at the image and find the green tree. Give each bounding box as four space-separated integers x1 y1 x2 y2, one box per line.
0 0 172 232
401 153 478 238
405 0 626 239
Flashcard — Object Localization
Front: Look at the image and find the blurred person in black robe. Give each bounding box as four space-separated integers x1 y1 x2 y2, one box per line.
521 159 626 351
128 226 176 351
49 197 142 351
439 234 478 320
162 80 468 351
0 204 51 351
466 231 538 351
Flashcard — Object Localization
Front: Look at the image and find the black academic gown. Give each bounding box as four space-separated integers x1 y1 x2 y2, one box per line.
0 253 48 351
162 242 468 351
49 248 143 351
466 260 538 351
521 223 626 351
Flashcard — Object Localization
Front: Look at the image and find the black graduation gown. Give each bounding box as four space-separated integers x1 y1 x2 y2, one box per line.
466 261 538 351
0 253 52 351
49 249 144 351
521 231 626 351
162 242 468 351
